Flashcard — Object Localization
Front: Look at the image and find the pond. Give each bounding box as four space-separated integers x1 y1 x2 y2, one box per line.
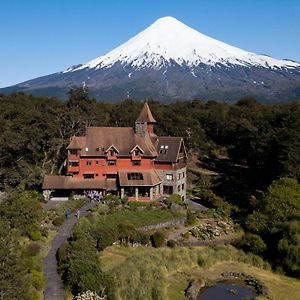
197 282 256 300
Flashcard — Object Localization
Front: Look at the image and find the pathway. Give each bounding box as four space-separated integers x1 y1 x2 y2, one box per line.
43 201 96 300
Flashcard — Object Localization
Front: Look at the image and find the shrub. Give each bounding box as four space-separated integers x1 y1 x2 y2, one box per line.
30 230 42 241
151 231 165 248
181 232 190 239
74 290 103 300
136 232 150 245
236 233 267 255
186 210 197 225
166 194 184 206
30 269 45 290
52 215 65 226
167 239 177 248
40 227 48 237
26 243 41 256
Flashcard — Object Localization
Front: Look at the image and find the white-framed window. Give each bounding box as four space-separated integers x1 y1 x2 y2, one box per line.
166 174 173 181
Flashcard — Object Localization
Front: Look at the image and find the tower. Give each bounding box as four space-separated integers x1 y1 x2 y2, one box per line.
135 102 156 137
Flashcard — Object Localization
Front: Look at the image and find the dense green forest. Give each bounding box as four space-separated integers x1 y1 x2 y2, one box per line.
1 88 299 188
1 89 300 298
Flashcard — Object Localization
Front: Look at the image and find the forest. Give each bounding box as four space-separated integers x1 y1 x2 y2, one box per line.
1 88 300 298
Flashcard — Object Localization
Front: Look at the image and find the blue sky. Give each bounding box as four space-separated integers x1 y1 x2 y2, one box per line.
1 0 299 87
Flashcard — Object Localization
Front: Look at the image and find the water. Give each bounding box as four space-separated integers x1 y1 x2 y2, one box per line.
197 282 256 300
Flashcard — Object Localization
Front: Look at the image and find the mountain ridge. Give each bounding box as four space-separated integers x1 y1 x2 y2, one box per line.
2 16 300 103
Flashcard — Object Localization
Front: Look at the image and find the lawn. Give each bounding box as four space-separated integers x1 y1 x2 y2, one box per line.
87 207 184 228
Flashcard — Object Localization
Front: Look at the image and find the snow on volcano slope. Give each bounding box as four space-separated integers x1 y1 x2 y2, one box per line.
65 16 300 73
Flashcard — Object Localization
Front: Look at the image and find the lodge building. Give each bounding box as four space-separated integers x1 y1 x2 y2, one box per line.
42 102 187 202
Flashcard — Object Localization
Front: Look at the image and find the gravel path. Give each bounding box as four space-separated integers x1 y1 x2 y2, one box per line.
43 201 96 300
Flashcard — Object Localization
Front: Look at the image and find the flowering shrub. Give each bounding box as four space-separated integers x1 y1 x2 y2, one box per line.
74 290 105 300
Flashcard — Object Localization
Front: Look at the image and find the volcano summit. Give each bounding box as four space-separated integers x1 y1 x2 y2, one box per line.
3 16 300 102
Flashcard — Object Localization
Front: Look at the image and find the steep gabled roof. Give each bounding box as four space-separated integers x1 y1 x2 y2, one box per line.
136 102 156 123
67 136 86 149
155 136 185 163
105 145 120 153
79 127 157 157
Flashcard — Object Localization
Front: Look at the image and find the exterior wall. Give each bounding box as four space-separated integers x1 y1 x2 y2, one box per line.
156 166 186 201
68 156 155 178
135 122 147 137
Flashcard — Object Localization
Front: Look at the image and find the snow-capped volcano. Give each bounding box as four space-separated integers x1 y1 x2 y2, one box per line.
2 16 300 103
66 16 300 72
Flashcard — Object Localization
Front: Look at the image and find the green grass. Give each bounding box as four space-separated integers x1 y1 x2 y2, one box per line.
88 208 183 228
100 245 300 300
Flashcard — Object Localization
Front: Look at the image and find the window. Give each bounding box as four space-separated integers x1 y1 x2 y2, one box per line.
183 172 185 178
83 174 94 179
127 172 143 180
132 161 141 166
177 185 181 192
69 161 79 167
182 183 185 190
178 173 181 180
86 161 92 166
96 161 99 165
108 160 116 166
166 174 173 180
106 174 117 179
160 145 169 154
163 185 173 195
70 149 77 155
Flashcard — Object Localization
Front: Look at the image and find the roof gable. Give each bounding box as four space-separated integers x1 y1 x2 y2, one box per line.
136 102 156 123
105 144 120 154
74 127 158 157
155 136 185 162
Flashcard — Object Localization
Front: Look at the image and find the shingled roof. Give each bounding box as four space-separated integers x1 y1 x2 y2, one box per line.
155 136 184 163
136 102 156 123
67 136 86 149
67 127 158 157
42 175 117 191
118 170 162 186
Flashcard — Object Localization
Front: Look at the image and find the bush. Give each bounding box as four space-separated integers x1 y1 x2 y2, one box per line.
26 243 41 256
30 230 42 241
136 232 150 245
236 233 267 255
181 232 190 239
52 215 65 226
30 269 45 290
40 227 48 237
186 210 197 225
151 231 165 248
166 194 184 206
167 239 177 248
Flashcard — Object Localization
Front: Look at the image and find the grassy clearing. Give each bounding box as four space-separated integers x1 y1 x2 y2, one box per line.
100 245 300 300
87 207 183 228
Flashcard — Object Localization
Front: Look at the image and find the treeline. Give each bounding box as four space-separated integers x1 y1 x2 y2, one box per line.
0 187 45 299
1 88 299 189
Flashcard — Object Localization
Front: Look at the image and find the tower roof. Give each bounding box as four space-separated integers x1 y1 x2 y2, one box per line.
136 102 156 123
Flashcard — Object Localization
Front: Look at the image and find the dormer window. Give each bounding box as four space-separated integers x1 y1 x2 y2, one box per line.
134 149 140 156
159 145 168 154
105 145 119 157
130 145 144 157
